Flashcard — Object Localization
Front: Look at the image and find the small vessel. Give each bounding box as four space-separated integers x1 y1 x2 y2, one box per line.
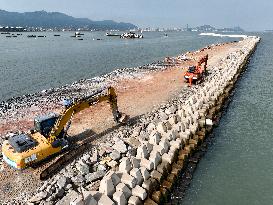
75 32 84 36
38 35 46 38
1 32 10 34
120 32 143 39
54 34 61 36
164 33 168 37
27 35 36 38
6 36 12 38
71 32 84 38
106 32 120 37
78 38 83 40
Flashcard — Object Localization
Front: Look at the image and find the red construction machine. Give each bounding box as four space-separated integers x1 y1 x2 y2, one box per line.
184 54 208 86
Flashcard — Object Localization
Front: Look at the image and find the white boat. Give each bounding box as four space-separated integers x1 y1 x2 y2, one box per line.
120 32 143 39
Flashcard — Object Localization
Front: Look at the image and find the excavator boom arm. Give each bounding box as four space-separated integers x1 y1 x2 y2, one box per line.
48 87 122 143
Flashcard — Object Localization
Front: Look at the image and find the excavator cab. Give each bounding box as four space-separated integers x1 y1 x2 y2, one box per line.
33 113 66 144
34 113 59 137
187 66 196 73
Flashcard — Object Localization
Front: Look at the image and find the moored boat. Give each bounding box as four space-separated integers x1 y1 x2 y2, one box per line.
120 32 143 39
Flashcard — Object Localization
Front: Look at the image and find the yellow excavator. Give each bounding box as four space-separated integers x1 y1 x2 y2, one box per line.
2 87 128 169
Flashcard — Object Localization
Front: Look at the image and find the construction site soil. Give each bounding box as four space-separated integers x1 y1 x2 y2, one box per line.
0 40 241 204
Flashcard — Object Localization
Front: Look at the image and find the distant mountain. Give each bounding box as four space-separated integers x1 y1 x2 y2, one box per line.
0 10 137 30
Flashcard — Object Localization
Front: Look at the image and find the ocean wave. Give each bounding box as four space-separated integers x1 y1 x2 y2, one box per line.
199 32 248 39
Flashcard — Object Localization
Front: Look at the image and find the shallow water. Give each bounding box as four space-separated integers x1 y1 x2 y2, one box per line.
0 31 236 101
172 32 273 205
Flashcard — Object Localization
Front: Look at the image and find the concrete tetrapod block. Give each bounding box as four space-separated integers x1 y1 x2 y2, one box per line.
149 151 162 169
132 185 148 201
156 122 167 135
169 144 179 155
148 131 161 145
136 145 149 159
119 157 133 173
177 109 186 118
99 176 115 197
172 123 183 133
140 167 150 181
161 153 173 164
130 168 144 185
164 121 172 130
180 131 191 143
168 115 178 125
113 191 127 205
163 130 176 141
83 191 98 205
169 140 181 150
150 170 163 183
140 158 154 171
142 178 160 197
131 157 141 168
70 197 84 205
156 161 171 178
128 195 142 205
152 145 165 155
176 137 184 147
120 173 137 188
159 138 170 153
116 183 132 200
105 170 121 186
189 124 198 135
142 141 153 154
88 191 102 202
98 194 115 205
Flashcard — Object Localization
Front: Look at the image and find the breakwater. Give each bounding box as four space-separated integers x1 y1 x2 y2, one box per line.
24 36 260 205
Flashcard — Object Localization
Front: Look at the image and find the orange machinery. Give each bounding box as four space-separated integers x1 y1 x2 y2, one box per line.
184 54 208 86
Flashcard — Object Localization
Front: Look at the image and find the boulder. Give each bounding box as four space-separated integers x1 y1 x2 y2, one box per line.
57 176 69 189
112 140 127 154
110 150 121 161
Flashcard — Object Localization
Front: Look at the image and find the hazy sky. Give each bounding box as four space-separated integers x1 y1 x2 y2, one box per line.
1 0 272 31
